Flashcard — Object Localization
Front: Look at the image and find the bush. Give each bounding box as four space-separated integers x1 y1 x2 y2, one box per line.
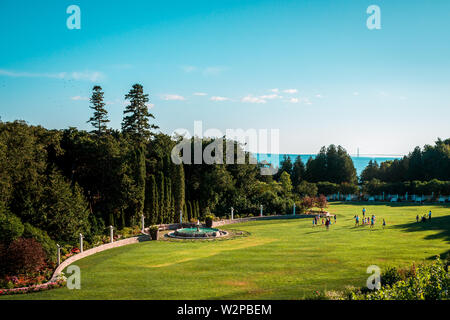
339 182 358 195
317 182 339 196
381 266 402 286
351 257 449 300
149 226 159 240
0 212 24 244
6 238 47 275
0 243 7 276
315 195 328 212
205 215 215 228
22 223 56 263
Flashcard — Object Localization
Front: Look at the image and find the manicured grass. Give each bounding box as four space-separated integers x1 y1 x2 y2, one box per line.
2 203 449 300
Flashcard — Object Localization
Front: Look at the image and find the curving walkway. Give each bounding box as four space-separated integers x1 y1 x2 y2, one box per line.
50 234 150 282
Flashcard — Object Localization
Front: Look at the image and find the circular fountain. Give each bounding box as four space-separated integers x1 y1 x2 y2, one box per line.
168 227 228 239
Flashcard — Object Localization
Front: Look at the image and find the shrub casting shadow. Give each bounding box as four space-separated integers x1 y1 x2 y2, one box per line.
330 201 450 209
393 214 450 260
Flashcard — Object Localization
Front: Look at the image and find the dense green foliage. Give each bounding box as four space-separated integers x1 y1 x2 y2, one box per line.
361 139 450 183
362 178 450 196
351 258 449 300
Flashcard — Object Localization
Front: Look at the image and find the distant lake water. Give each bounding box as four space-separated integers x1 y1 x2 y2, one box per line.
254 154 403 176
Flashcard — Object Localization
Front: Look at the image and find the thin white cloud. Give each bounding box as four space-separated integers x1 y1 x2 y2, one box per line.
193 92 208 96
353 92 359 96
283 89 298 94
162 94 186 101
71 71 103 82
269 88 279 93
285 97 312 105
71 96 89 101
260 94 282 100
203 66 227 76
181 65 197 73
0 69 104 82
210 96 230 102
242 95 267 104
315 94 323 99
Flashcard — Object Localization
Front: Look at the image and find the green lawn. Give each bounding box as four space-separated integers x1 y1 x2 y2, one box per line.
2 203 449 300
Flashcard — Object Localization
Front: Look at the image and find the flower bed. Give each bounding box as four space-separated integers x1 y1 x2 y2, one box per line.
0 278 66 296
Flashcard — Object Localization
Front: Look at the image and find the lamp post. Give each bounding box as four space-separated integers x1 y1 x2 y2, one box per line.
180 210 183 225
260 204 263 217
231 207 234 220
141 214 145 233
293 203 296 216
79 233 83 253
110 225 114 243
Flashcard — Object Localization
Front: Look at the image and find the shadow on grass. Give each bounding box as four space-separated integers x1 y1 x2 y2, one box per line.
393 215 450 260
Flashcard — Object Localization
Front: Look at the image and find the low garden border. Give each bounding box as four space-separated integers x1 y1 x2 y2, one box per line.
0 234 150 296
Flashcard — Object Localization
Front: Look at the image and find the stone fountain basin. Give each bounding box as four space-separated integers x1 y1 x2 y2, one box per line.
168 227 228 239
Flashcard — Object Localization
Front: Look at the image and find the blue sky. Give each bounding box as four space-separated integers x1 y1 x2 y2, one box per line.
1 0 449 155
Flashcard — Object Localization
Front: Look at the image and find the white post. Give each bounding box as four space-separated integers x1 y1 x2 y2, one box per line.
180 210 183 225
405 192 408 201
141 214 145 233
293 203 296 216
260 204 263 217
231 207 234 220
79 233 83 253
110 225 114 243
57 244 61 266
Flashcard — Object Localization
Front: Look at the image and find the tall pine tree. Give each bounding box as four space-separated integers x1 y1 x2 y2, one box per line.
121 84 158 141
87 86 109 135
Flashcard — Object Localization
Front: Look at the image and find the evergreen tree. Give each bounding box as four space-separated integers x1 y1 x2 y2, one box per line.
158 172 165 223
276 155 293 181
87 86 109 135
172 164 185 220
121 84 158 141
291 157 306 187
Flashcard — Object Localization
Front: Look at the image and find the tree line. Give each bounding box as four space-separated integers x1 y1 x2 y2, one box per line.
360 139 450 195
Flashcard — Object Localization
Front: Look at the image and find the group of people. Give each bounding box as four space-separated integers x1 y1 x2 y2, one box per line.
310 207 435 232
416 210 432 223
312 214 337 230
354 207 386 229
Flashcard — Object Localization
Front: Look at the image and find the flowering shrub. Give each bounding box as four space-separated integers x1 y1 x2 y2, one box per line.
0 279 66 296
0 265 55 289
71 247 80 254
350 257 449 300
